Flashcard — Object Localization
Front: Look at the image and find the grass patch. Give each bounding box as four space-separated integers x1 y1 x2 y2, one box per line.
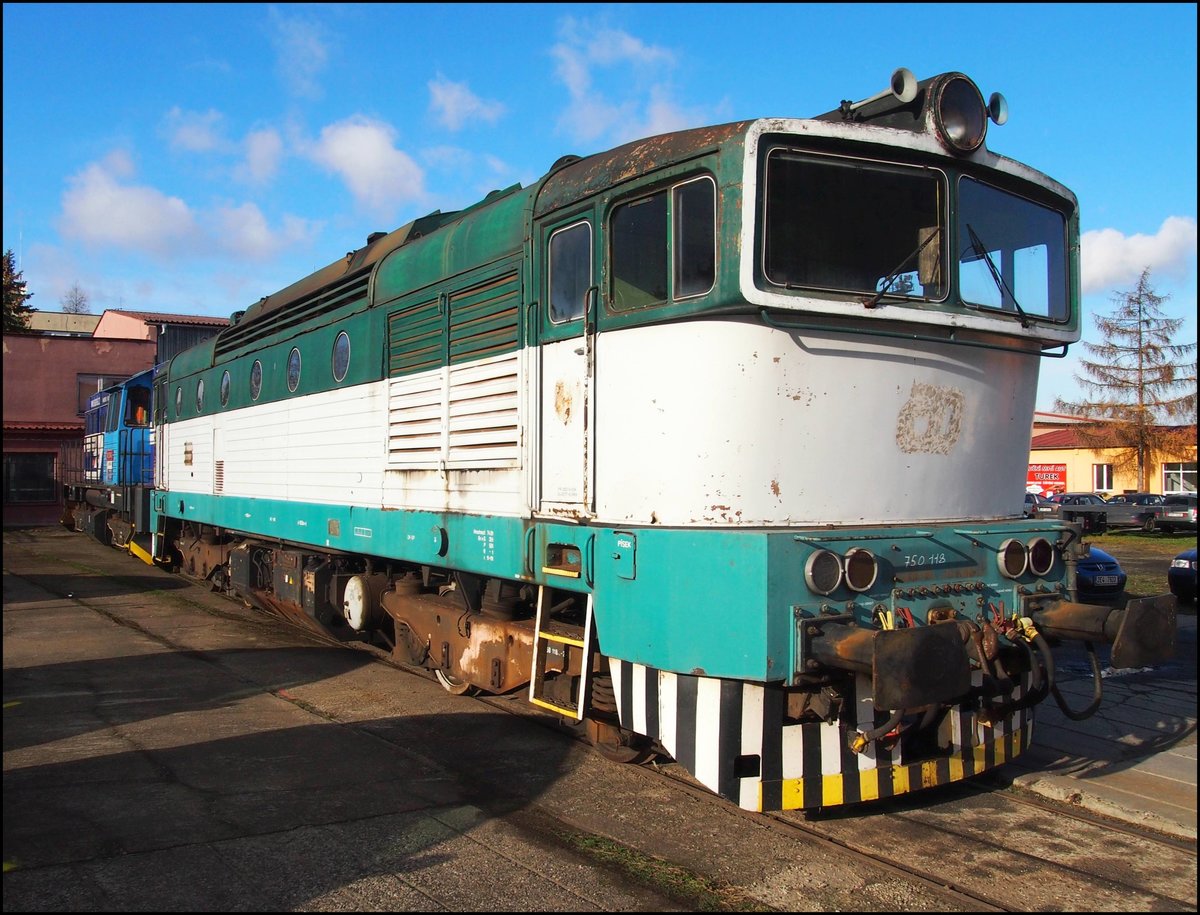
1083 530 1194 598
1085 530 1195 558
557 831 775 912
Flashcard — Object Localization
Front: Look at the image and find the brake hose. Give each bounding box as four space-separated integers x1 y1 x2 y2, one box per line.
848 708 904 753
1033 632 1103 721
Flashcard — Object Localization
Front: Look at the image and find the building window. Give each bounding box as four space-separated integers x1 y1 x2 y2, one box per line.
76 374 123 415
1162 462 1197 495
3 453 57 503
1093 463 1113 492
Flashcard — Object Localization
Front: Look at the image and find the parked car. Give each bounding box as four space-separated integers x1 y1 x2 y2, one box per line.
1102 492 1167 532
1158 494 1198 534
1023 492 1054 518
1168 547 1197 603
1044 492 1110 533
1075 546 1127 600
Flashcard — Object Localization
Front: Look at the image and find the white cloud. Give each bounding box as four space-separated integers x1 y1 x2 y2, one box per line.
307 116 426 217
549 18 688 147
163 107 229 153
58 151 316 264
1081 216 1197 294
210 203 317 260
428 75 505 131
59 152 198 256
236 128 285 184
268 7 330 99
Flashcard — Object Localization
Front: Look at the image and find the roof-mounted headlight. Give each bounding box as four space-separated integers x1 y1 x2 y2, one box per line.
931 74 988 154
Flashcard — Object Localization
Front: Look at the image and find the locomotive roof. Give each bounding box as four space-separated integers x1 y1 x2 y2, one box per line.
533 120 751 218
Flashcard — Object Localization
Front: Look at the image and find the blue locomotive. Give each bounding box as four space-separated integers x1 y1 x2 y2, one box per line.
63 366 155 559
69 68 1177 812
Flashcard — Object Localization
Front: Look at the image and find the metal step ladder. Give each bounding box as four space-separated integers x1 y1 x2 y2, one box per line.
528 587 594 719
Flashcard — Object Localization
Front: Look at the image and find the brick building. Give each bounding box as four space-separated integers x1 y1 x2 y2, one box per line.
2 310 227 526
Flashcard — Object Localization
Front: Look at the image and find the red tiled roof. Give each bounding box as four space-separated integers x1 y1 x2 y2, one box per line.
3 421 84 432
1032 424 1197 450
108 310 229 327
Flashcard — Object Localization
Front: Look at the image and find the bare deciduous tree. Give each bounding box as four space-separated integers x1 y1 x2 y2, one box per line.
61 282 91 314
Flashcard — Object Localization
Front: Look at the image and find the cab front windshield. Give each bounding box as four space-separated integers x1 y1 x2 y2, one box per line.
761 149 1070 322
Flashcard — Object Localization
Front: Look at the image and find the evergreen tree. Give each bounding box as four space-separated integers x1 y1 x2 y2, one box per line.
3 248 36 332
1055 268 1198 490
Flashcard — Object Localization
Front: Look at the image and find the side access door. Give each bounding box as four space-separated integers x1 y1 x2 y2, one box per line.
536 212 598 519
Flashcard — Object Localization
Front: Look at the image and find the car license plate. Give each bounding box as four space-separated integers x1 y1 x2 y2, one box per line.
1094 575 1119 585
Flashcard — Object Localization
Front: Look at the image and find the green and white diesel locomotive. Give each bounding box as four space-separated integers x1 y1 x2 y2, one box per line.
143 69 1176 812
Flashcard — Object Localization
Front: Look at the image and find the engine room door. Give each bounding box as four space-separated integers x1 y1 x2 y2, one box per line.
537 217 596 518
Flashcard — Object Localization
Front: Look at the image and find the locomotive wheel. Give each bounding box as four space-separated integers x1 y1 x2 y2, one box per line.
584 717 654 764
434 669 477 696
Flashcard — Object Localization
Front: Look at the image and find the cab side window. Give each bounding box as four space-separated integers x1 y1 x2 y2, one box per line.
125 387 151 426
548 221 591 323
611 175 715 311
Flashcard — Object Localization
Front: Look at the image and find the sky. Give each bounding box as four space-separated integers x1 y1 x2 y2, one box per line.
3 3 1196 414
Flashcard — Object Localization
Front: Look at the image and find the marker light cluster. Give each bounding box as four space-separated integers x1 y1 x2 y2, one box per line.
997 537 1057 579
805 548 879 596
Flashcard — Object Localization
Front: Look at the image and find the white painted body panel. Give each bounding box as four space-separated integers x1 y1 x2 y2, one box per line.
591 318 1038 526
164 356 528 517
538 337 592 513
163 319 1036 528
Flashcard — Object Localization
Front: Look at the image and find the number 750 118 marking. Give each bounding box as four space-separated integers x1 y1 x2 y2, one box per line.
904 553 947 567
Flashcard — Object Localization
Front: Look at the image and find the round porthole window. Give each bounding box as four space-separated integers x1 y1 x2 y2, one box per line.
250 360 262 401
287 348 302 393
220 370 230 407
175 386 183 417
196 378 205 411
332 331 350 383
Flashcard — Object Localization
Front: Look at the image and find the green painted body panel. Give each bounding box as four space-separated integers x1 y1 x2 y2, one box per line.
372 186 534 308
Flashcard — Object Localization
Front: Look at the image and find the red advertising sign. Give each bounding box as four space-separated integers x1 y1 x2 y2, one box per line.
1027 463 1067 497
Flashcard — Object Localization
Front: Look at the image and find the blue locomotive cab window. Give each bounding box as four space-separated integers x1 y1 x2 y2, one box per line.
611 175 715 311
220 370 230 407
125 387 151 426
106 393 122 432
332 332 350 382
548 222 591 323
250 360 262 401
287 348 302 393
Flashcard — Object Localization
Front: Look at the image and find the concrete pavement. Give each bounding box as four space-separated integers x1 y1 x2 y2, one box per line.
1002 600 1197 840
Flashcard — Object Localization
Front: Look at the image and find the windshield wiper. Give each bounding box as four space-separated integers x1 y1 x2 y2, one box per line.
966 224 1031 328
862 228 940 310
